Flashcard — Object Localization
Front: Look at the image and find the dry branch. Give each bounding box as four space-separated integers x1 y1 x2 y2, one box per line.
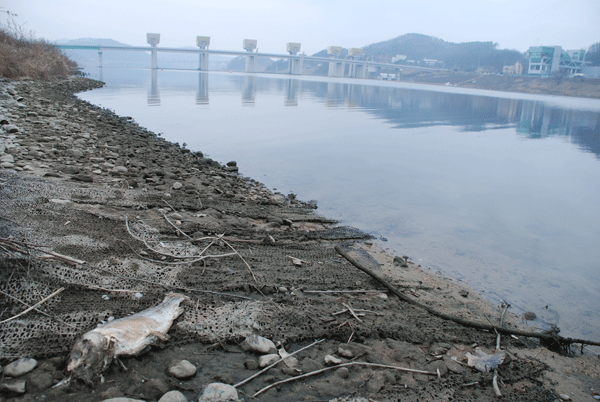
252 361 437 397
334 245 600 348
0 288 64 324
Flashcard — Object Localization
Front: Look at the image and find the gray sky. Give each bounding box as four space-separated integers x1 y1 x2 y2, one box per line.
4 0 599 54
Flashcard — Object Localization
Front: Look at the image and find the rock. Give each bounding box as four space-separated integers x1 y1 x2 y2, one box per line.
1 161 14 168
426 360 448 377
100 386 124 399
212 373 234 385
69 149 84 158
111 166 128 175
244 359 258 370
167 359 197 379
337 343 369 359
0 379 26 394
459 290 469 298
158 390 188 402
324 355 342 365
336 367 350 379
137 378 170 400
241 335 277 354
172 182 183 190
366 372 385 393
558 394 570 401
258 353 280 368
71 174 94 183
383 370 397 384
27 371 54 391
524 311 537 320
198 383 239 402
43 172 62 178
3 124 19 133
100 399 146 402
226 161 237 167
170 212 184 220
0 154 14 163
3 357 38 377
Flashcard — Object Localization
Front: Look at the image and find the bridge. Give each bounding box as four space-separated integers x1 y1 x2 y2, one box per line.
57 33 441 80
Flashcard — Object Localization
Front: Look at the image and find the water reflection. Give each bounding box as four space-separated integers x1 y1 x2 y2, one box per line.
142 71 599 158
148 69 160 106
284 79 299 107
242 76 256 107
196 72 209 106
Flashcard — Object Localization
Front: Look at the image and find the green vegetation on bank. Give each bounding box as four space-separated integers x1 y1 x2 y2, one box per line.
0 19 77 79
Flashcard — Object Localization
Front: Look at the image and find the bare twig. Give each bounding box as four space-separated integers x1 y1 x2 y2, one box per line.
0 289 76 328
233 339 324 388
39 250 85 265
341 302 363 323
162 211 193 240
252 362 437 397
0 288 64 324
493 369 502 397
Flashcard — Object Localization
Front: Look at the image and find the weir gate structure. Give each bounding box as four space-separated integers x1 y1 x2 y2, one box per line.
58 33 441 80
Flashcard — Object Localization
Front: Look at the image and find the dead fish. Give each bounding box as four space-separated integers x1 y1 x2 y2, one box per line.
67 292 188 384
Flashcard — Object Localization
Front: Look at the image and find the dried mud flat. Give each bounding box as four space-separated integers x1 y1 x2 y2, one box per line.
1 77 599 402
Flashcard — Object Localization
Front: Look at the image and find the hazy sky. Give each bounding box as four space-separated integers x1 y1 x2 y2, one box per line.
3 0 599 55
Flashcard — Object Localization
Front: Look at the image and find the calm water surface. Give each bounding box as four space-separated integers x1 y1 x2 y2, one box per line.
79 68 600 344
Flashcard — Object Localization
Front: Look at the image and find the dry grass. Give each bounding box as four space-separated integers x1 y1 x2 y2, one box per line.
0 20 78 79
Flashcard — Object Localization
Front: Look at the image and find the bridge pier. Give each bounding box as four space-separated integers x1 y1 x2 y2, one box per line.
147 33 161 69
243 39 257 73
197 36 210 71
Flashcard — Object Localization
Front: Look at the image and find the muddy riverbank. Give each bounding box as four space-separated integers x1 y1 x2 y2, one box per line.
0 77 599 401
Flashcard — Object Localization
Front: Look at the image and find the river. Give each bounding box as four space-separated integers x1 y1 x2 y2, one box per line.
79 67 600 346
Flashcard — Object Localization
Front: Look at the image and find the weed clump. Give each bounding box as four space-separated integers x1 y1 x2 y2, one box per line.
0 18 78 79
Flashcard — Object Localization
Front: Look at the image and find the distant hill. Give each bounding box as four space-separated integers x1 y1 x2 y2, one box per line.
311 33 525 73
226 56 275 72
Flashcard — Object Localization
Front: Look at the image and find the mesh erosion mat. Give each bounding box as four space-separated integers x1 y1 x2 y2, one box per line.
0 167 497 362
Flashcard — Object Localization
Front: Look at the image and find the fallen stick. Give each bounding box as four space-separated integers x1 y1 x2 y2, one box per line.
0 289 76 328
252 361 437 397
341 302 363 323
161 212 193 240
334 245 600 348
303 289 383 294
493 369 502 397
233 339 324 388
39 251 86 266
0 288 64 324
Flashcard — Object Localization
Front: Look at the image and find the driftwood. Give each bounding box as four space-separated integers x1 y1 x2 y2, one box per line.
334 245 600 348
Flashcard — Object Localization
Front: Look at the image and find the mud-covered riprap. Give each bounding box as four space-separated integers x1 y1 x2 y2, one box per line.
1 77 599 402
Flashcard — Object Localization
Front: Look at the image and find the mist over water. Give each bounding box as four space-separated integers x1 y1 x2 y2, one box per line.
80 68 600 343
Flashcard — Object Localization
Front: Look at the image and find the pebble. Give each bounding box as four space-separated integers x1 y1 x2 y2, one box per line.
324 354 342 365
524 311 537 320
558 394 570 401
158 390 188 402
241 334 277 354
100 398 146 402
172 181 183 189
167 359 197 379
198 382 239 402
3 357 38 377
336 367 350 379
258 353 280 368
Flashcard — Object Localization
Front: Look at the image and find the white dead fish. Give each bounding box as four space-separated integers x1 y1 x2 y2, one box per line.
67 292 188 384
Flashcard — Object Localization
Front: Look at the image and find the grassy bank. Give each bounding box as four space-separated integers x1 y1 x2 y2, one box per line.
0 21 77 79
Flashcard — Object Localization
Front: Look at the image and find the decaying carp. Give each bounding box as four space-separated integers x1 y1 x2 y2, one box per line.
67 292 188 384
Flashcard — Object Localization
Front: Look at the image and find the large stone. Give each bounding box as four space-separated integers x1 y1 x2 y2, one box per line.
69 149 84 158
0 379 26 394
100 399 146 402
198 383 239 402
258 354 280 368
167 360 197 379
3 124 19 133
3 358 37 377
241 335 277 354
0 154 14 163
27 371 54 391
137 379 170 400
158 390 188 402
